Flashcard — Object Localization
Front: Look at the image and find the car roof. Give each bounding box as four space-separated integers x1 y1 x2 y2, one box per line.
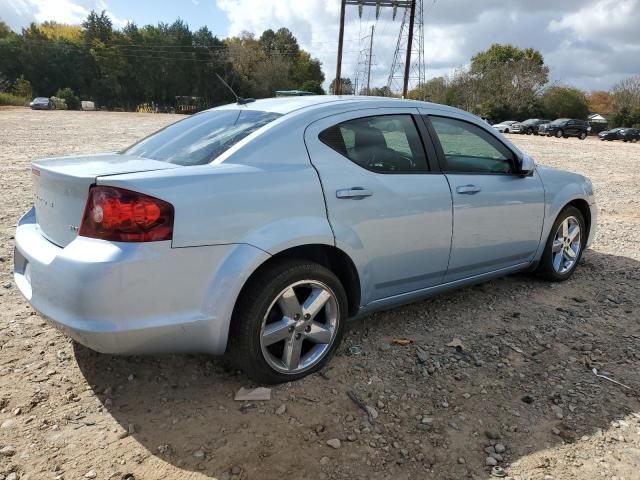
211 95 464 116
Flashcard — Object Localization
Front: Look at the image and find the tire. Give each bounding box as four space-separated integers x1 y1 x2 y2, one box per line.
579 132 587 140
228 259 348 384
555 129 563 138
526 128 533 135
537 206 586 282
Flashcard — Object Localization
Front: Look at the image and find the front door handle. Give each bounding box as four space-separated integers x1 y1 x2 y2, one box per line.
336 187 373 199
456 185 481 195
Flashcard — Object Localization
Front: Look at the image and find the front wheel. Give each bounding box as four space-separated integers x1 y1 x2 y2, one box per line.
228 259 347 384
579 132 587 140
555 129 564 138
526 128 533 135
537 206 585 281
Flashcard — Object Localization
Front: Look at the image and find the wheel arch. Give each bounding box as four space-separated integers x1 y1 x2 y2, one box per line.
565 198 591 240
230 244 362 335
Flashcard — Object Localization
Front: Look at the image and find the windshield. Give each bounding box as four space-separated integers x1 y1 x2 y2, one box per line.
124 109 282 166
550 118 569 126
522 119 538 125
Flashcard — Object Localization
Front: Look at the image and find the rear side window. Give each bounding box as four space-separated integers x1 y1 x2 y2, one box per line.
124 109 282 166
429 116 515 174
318 115 428 173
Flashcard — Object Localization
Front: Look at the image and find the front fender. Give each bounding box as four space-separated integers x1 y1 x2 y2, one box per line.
534 167 596 262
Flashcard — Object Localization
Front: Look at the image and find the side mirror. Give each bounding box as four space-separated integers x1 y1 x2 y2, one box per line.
517 155 535 176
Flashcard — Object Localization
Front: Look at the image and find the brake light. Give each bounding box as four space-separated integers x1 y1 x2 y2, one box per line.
79 185 174 242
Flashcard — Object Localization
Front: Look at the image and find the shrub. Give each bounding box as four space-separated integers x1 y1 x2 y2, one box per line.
12 76 32 99
50 96 68 109
0 91 29 106
55 87 81 110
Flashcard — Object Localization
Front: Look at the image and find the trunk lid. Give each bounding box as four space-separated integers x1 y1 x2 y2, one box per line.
31 153 179 247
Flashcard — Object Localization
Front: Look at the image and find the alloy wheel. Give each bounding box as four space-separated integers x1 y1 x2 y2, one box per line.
260 280 339 374
551 216 581 274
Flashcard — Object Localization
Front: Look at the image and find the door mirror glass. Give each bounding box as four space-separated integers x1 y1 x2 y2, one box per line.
518 155 535 176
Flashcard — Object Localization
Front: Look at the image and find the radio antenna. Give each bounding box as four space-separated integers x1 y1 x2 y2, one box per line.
215 73 255 105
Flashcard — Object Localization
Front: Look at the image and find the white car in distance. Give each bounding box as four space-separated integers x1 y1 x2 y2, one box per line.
492 120 518 133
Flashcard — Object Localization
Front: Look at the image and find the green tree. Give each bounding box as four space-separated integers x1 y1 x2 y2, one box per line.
409 77 447 102
82 10 113 44
13 76 32 98
299 80 325 95
542 86 589 119
329 77 353 95
470 43 545 74
56 87 81 109
0 20 11 39
470 43 549 120
0 11 327 109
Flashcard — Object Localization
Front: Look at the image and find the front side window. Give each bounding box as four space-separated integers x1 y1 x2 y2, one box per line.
124 109 282 166
319 115 428 173
429 116 515 174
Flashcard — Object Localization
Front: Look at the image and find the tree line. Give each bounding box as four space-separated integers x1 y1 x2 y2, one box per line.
0 11 325 110
404 44 640 128
1 13 639 128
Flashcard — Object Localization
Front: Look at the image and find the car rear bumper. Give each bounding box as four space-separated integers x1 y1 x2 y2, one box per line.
14 207 269 355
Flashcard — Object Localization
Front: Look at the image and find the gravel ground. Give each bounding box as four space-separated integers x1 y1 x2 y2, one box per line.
0 109 639 480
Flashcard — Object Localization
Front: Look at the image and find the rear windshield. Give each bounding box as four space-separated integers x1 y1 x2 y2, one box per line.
34 97 49 102
124 109 282 166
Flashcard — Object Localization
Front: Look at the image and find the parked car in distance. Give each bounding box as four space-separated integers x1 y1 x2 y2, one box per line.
492 120 518 133
14 96 597 383
510 119 552 135
618 127 640 142
598 127 625 141
539 118 589 139
29 97 55 110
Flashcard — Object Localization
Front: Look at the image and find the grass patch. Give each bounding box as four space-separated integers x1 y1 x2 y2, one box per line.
0 92 29 106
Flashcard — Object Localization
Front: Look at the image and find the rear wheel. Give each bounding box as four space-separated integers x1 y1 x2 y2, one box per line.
537 206 585 281
228 259 347 384
555 129 564 138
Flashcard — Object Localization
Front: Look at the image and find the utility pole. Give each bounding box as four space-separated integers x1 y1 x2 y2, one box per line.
366 25 374 95
334 1 412 96
334 0 346 95
402 0 416 97
387 0 425 98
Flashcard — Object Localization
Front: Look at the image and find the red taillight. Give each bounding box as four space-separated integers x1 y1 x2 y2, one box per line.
79 186 174 242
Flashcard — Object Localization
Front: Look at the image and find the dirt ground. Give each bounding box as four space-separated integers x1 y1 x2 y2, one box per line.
0 109 639 480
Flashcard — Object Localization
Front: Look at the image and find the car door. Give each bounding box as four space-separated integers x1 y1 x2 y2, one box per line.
566 120 577 136
304 108 453 304
422 112 545 282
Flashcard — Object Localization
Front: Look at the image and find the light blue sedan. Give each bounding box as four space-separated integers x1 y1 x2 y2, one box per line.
14 96 596 383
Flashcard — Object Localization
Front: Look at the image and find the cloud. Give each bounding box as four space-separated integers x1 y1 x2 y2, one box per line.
0 0 127 29
216 0 640 92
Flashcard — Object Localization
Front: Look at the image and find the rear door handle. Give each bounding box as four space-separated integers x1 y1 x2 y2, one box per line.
456 185 481 195
336 187 373 199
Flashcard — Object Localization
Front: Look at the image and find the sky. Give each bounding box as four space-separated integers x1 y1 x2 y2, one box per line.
1 0 639 92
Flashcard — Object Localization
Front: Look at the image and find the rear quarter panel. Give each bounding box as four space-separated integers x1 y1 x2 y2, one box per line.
98 118 334 252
